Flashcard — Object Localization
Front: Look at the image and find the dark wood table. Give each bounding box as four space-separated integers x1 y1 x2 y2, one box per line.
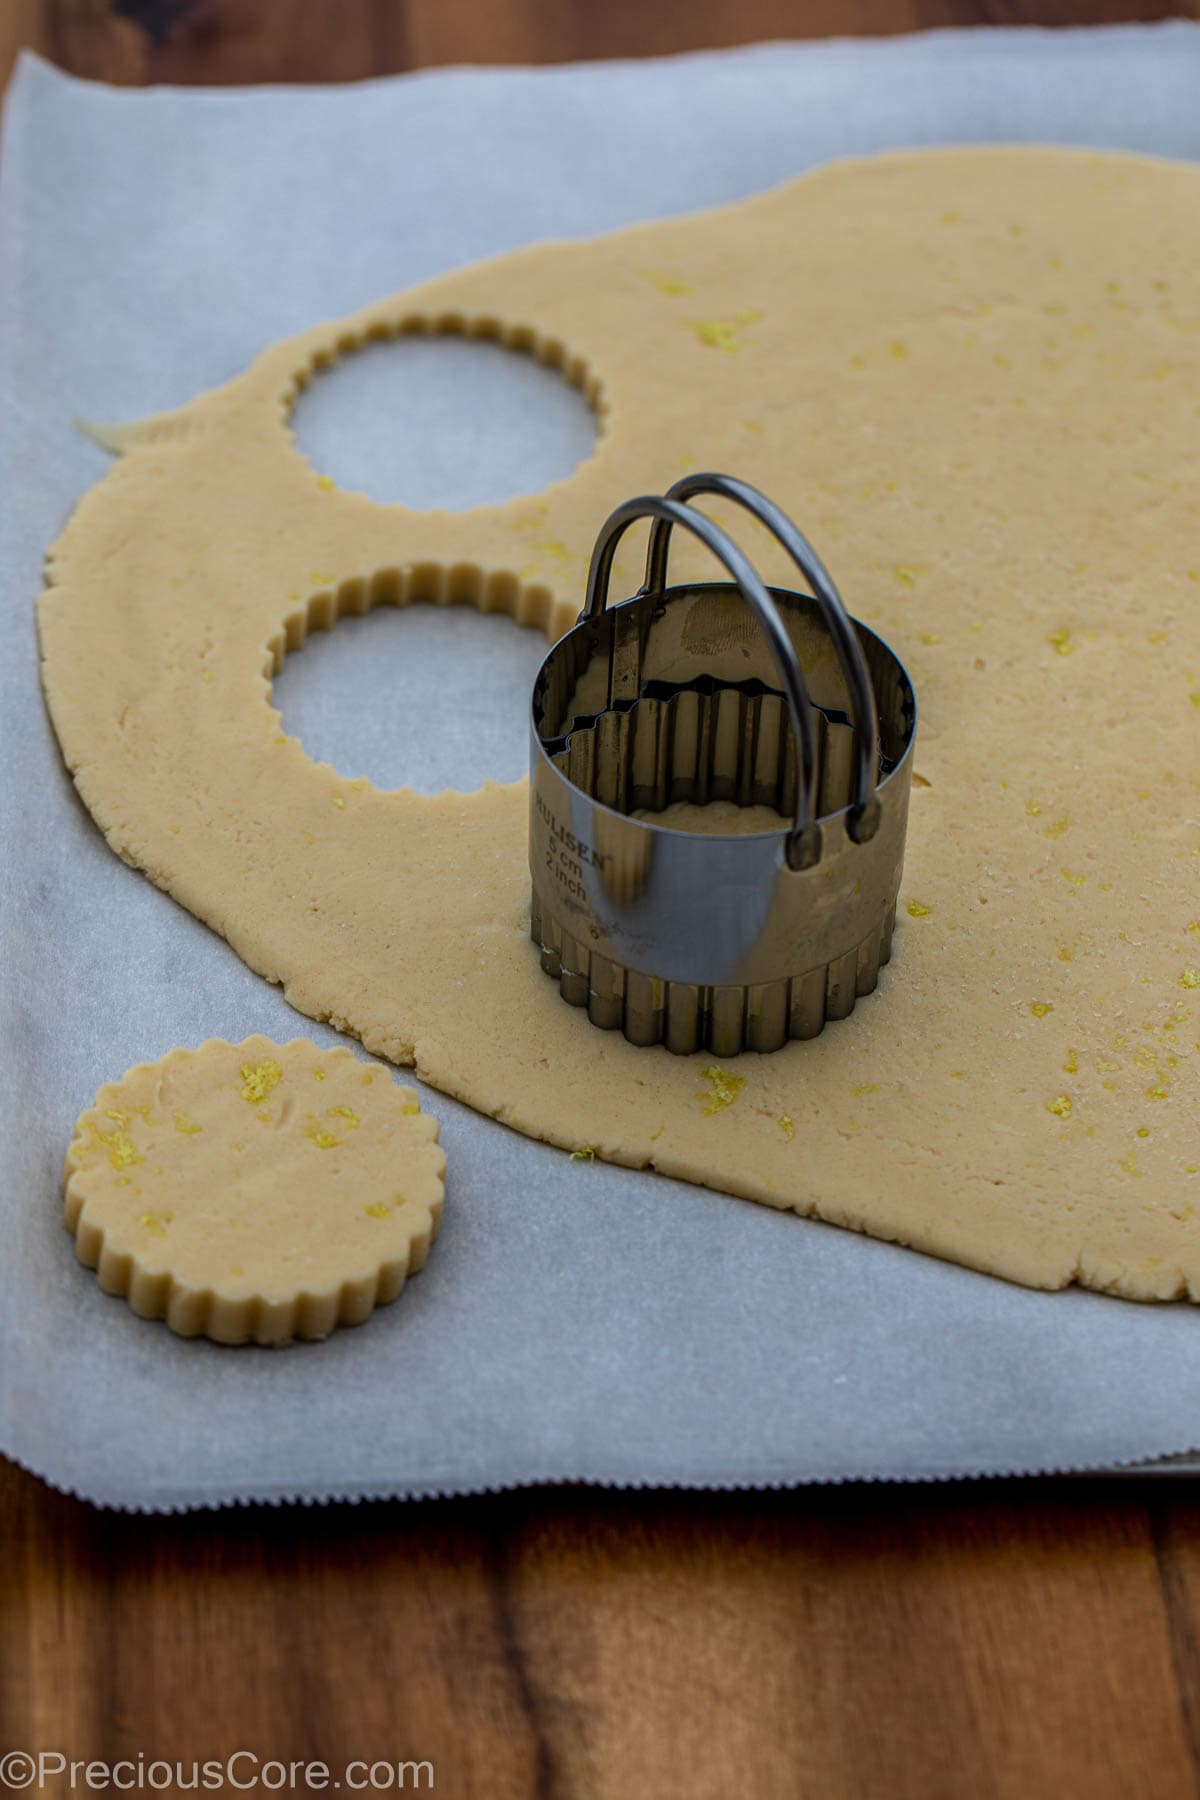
4 4 1200 1795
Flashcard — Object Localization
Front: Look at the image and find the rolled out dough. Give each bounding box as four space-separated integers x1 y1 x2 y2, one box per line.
63 1038 445 1344
38 149 1200 1299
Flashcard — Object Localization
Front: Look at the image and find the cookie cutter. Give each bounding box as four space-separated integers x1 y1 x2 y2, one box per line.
528 473 917 1055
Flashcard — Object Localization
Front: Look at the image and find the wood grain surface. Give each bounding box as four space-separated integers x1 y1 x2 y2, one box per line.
4 4 1200 1797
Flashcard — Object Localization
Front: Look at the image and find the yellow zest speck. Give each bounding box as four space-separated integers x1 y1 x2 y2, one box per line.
1057 945 1074 963
201 669 215 685
316 473 335 492
1063 1049 1079 1074
240 1060 282 1105
139 1212 172 1236
361 1072 375 1085
893 564 928 588
951 1071 966 1081
313 1069 325 1081
1025 798 1043 818
888 340 909 360
1043 817 1071 839
940 209 961 226
649 1123 665 1143
906 900 932 919
1046 1095 1073 1119
401 1103 420 1115
173 1111 201 1135
1030 1002 1054 1018
328 1106 360 1128
168 825 181 835
569 1145 597 1163
331 795 346 810
304 1115 342 1149
1137 1127 1151 1139
1120 1152 1142 1177
852 1082 880 1097
364 1201 392 1219
1181 969 1199 989
300 829 317 846
1146 1084 1170 1101
1061 868 1087 887
687 310 762 355
1049 627 1075 657
273 734 288 745
86 1120 142 1171
919 632 942 646
647 271 691 297
699 1067 746 1116
778 1114 795 1141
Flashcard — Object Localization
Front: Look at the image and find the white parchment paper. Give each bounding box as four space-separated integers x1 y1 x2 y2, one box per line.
3 28 1200 1510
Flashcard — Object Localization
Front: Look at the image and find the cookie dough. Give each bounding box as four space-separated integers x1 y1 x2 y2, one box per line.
38 150 1200 1300
63 1038 445 1344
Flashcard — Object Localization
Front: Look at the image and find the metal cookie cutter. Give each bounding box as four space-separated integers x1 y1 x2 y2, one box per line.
528 473 918 1055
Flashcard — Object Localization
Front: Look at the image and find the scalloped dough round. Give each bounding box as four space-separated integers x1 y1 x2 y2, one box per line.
63 1038 445 1344
39 149 1200 1300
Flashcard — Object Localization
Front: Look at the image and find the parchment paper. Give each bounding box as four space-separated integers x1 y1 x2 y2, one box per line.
3 28 1200 1511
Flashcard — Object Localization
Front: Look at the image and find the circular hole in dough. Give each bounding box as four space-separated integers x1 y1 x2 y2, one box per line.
289 329 599 510
274 601 547 793
63 1038 446 1347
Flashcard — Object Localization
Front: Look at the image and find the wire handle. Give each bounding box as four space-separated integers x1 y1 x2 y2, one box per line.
652 474 881 843
582 492 824 870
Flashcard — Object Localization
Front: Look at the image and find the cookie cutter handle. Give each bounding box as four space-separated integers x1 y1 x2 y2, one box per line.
582 494 823 871
653 474 882 844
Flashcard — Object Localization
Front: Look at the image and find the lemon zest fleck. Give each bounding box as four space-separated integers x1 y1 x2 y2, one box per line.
699 1067 746 1116
687 310 763 355
906 900 932 919
1046 1095 1073 1119
647 271 691 297
240 1060 282 1105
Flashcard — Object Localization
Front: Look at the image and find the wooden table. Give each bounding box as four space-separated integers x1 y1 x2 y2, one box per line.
4 5 1200 1795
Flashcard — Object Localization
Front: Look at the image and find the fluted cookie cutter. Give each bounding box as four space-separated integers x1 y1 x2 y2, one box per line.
528 473 918 1055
